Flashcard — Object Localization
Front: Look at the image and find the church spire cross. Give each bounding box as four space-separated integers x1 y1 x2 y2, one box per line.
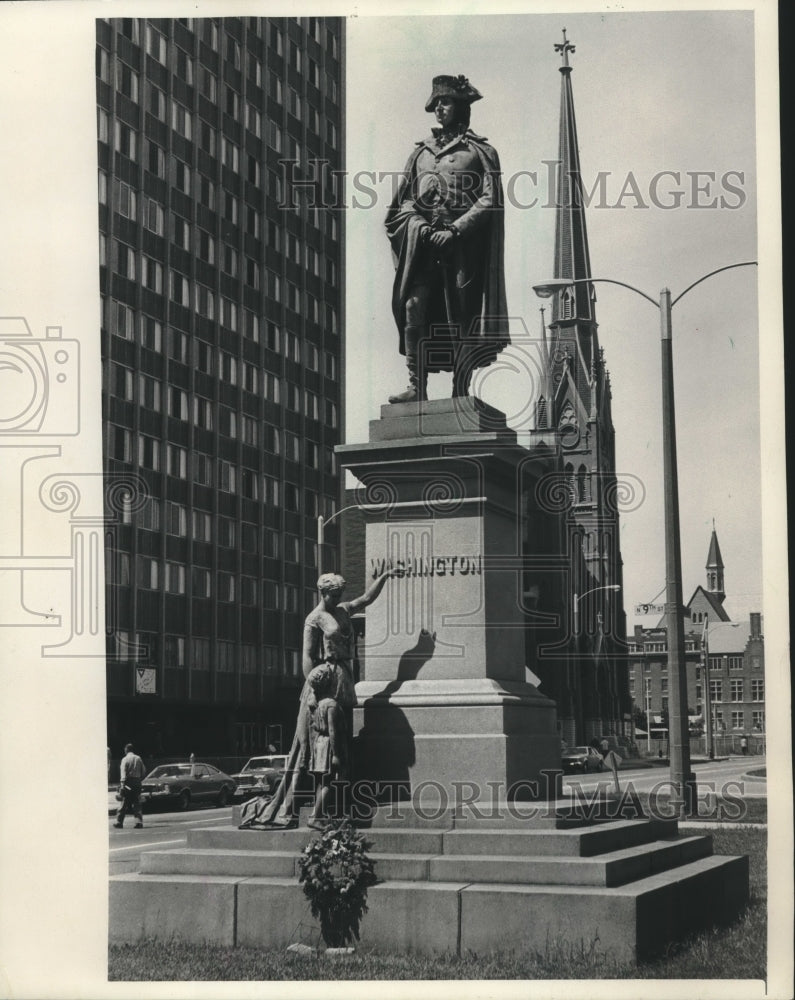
555 28 576 70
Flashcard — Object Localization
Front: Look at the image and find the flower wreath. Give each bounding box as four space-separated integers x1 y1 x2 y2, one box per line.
297 820 378 947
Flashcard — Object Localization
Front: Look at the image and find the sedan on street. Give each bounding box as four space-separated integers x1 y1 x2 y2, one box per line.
231 754 288 799
139 762 237 810
561 746 605 773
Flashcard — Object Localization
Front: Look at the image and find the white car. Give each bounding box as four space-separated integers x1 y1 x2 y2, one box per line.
232 754 288 798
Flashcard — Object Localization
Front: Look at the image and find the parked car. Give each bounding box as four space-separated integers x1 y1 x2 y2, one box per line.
139 762 237 810
561 746 605 773
231 754 288 798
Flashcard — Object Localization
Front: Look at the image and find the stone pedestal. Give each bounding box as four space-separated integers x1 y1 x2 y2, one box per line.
337 397 560 803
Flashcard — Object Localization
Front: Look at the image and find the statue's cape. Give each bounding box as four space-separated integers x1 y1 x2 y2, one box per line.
385 132 510 368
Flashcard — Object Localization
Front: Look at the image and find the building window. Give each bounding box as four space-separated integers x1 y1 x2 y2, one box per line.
218 572 236 603
193 453 213 486
709 679 722 702
728 656 743 671
167 445 187 479
138 499 161 531
116 61 139 102
752 710 765 730
146 140 165 177
219 460 237 494
730 679 743 702
242 362 258 394
137 435 160 471
167 387 188 421
171 100 192 139
199 174 215 209
165 562 186 595
141 256 163 293
145 23 167 63
221 136 240 173
114 121 137 161
218 517 236 548
241 416 257 446
112 363 133 400
241 468 258 500
225 86 239 119
246 102 261 136
217 641 235 672
220 297 237 331
147 82 166 121
198 229 215 264
660 678 668 694
731 710 744 730
199 118 216 156
137 556 159 590
115 241 136 280
219 406 237 438
220 352 237 385
263 476 280 508
113 179 137 220
194 283 215 319
173 159 191 196
285 535 300 563
175 46 193 84
164 636 185 669
225 34 240 68
193 396 213 430
201 19 219 51
192 569 211 599
243 310 259 341
324 352 337 379
170 271 190 307
168 329 188 364
138 374 161 411
194 340 213 374
198 65 217 102
192 509 211 542
284 585 299 614
751 678 764 701
143 199 164 235
110 426 131 462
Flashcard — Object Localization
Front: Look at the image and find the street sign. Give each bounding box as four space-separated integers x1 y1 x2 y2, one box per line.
135 666 156 694
634 603 664 615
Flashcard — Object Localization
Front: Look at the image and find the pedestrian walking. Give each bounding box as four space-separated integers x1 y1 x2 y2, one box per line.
113 743 146 829
600 737 609 759
740 735 749 756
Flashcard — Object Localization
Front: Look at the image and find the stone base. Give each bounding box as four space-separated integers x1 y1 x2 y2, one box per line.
110 806 750 962
354 677 561 803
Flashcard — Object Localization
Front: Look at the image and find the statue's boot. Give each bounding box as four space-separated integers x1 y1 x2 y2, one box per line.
388 326 427 403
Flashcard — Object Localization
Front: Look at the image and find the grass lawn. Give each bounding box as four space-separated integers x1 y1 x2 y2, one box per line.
109 827 765 982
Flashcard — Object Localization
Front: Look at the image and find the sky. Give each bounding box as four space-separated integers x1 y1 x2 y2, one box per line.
344 9 763 627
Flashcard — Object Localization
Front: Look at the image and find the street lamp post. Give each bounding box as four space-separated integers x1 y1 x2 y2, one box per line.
533 260 757 818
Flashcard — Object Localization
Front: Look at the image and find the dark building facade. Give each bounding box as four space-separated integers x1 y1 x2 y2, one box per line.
98 16 345 757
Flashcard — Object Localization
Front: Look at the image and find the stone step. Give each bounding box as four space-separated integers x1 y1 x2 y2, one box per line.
140 848 297 878
427 835 713 886
140 833 710 886
109 852 749 962
192 817 676 859
438 817 677 857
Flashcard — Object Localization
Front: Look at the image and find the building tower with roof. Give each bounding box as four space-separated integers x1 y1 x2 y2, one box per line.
527 30 630 746
97 16 345 758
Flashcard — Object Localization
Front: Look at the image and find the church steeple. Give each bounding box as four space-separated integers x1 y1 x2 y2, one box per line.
552 28 595 329
548 29 600 421
706 520 725 601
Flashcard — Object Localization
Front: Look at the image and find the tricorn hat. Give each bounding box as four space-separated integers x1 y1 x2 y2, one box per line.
425 74 483 112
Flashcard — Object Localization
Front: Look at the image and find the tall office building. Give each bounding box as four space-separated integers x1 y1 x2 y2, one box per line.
97 16 345 757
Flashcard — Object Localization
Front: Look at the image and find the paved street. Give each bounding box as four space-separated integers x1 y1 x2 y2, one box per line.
109 807 233 874
564 756 766 798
